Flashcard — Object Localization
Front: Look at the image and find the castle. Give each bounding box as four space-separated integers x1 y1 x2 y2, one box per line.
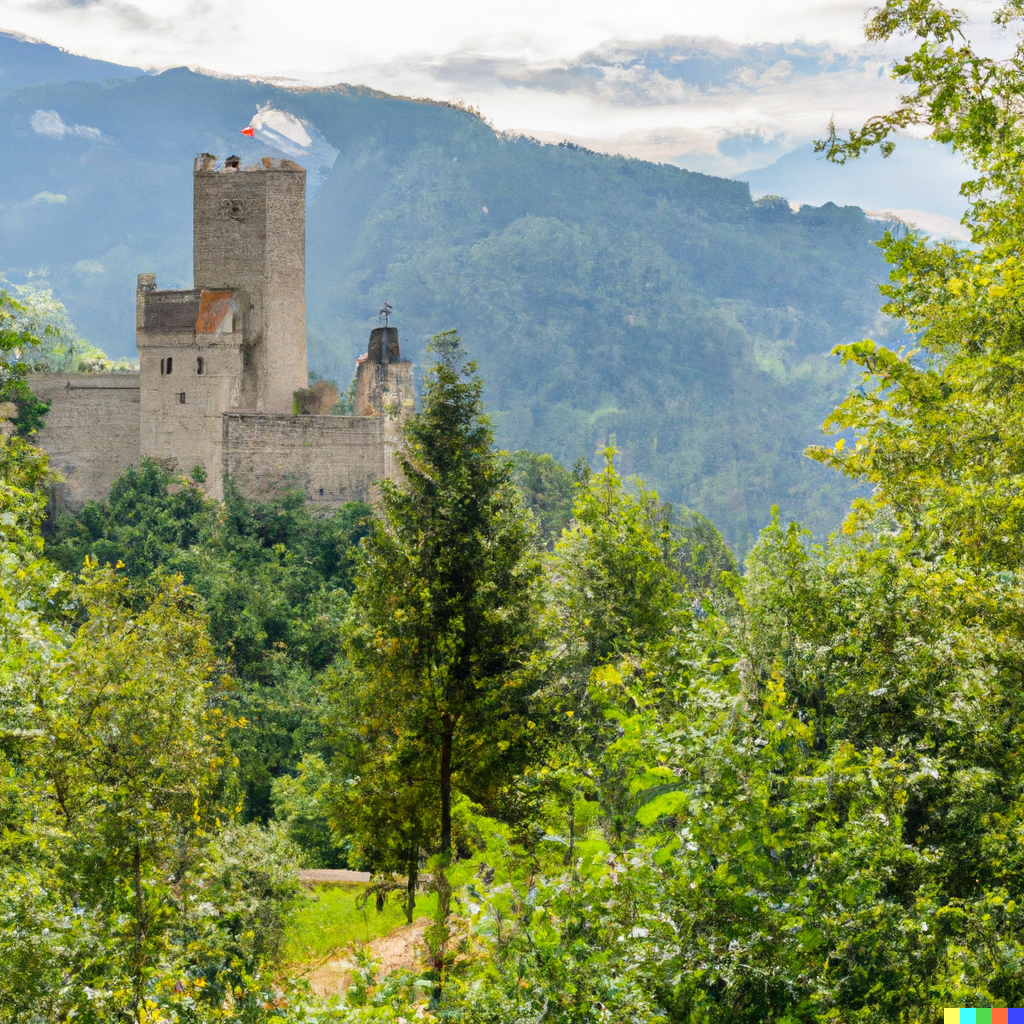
32 154 415 507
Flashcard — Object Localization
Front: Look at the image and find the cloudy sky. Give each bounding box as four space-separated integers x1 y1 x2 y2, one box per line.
0 0 1012 229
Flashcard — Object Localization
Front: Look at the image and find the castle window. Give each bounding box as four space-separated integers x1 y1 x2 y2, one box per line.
166 356 173 375
179 393 186 404
160 358 165 375
319 488 324 496
196 356 204 375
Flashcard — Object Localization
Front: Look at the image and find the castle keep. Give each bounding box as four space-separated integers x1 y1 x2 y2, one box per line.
32 154 415 506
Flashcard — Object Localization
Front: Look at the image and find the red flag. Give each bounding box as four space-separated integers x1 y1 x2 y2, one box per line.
241 127 255 137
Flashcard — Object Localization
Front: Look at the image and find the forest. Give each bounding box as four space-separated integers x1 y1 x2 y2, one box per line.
4 1 1024 1021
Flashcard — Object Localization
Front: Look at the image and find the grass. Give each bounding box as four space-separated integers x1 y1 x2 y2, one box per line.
283 884 438 964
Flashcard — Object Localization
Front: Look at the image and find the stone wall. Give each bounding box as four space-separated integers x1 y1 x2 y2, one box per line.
30 373 141 505
222 413 387 505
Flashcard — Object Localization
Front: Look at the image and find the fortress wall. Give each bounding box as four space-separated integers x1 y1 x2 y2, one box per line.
30 373 141 505
222 413 387 505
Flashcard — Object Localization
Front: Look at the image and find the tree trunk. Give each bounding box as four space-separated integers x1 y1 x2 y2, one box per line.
440 727 453 860
132 844 147 1024
406 848 418 926
431 728 454 1007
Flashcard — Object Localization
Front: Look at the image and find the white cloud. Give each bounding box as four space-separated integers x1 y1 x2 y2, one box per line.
864 208 971 241
30 109 102 139
0 0 877 76
250 106 311 150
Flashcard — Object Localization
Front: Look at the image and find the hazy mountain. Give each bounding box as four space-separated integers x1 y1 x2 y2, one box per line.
0 30 142 93
742 138 970 238
0 42 900 550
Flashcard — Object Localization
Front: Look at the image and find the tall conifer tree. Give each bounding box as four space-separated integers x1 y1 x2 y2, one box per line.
341 330 542 925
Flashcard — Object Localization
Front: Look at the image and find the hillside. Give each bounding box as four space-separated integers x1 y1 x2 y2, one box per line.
0 50 906 548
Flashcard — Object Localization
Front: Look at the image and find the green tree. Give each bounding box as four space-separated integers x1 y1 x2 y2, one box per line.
549 446 686 669
271 752 353 869
340 330 543 970
0 290 50 435
438 7 1024 1019
0 432 310 1023
6 565 232 1023
509 449 577 548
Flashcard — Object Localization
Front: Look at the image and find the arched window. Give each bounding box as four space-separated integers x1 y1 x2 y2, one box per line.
196 356 204 375
166 356 173 375
160 358 165 375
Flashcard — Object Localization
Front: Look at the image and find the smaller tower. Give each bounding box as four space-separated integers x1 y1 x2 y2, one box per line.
354 323 415 480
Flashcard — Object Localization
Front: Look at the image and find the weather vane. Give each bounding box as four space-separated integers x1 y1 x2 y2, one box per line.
379 301 393 327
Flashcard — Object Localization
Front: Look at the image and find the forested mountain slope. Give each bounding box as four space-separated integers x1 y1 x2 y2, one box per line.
0 53 904 547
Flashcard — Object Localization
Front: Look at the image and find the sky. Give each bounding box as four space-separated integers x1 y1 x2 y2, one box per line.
0 0 1013 232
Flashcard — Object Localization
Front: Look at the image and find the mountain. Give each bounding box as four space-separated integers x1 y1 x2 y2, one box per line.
0 30 143 93
0 53 900 550
742 138 970 239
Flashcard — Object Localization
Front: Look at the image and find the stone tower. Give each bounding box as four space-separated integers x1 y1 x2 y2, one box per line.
193 152 307 413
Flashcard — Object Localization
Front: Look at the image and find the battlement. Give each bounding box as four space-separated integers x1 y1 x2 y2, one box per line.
193 153 304 174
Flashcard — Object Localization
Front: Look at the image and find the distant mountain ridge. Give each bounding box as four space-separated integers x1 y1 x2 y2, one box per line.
0 34 895 550
0 30 143 92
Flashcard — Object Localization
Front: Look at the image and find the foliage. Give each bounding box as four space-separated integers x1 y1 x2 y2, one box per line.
196 821 304 973
0 432 228 1020
48 459 373 824
549 447 687 669
419 7 1024 1022
272 753 352 869
671 504 738 599
0 432 354 1024
0 288 50 435
1 276 136 372
509 449 578 548
336 330 543 983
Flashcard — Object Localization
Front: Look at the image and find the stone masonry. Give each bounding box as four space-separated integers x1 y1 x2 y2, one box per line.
32 154 415 507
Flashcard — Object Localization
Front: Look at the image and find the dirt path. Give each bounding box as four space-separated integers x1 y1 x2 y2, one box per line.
298 868 372 885
306 917 430 998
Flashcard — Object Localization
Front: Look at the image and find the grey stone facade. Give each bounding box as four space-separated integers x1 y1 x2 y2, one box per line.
32 155 415 507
